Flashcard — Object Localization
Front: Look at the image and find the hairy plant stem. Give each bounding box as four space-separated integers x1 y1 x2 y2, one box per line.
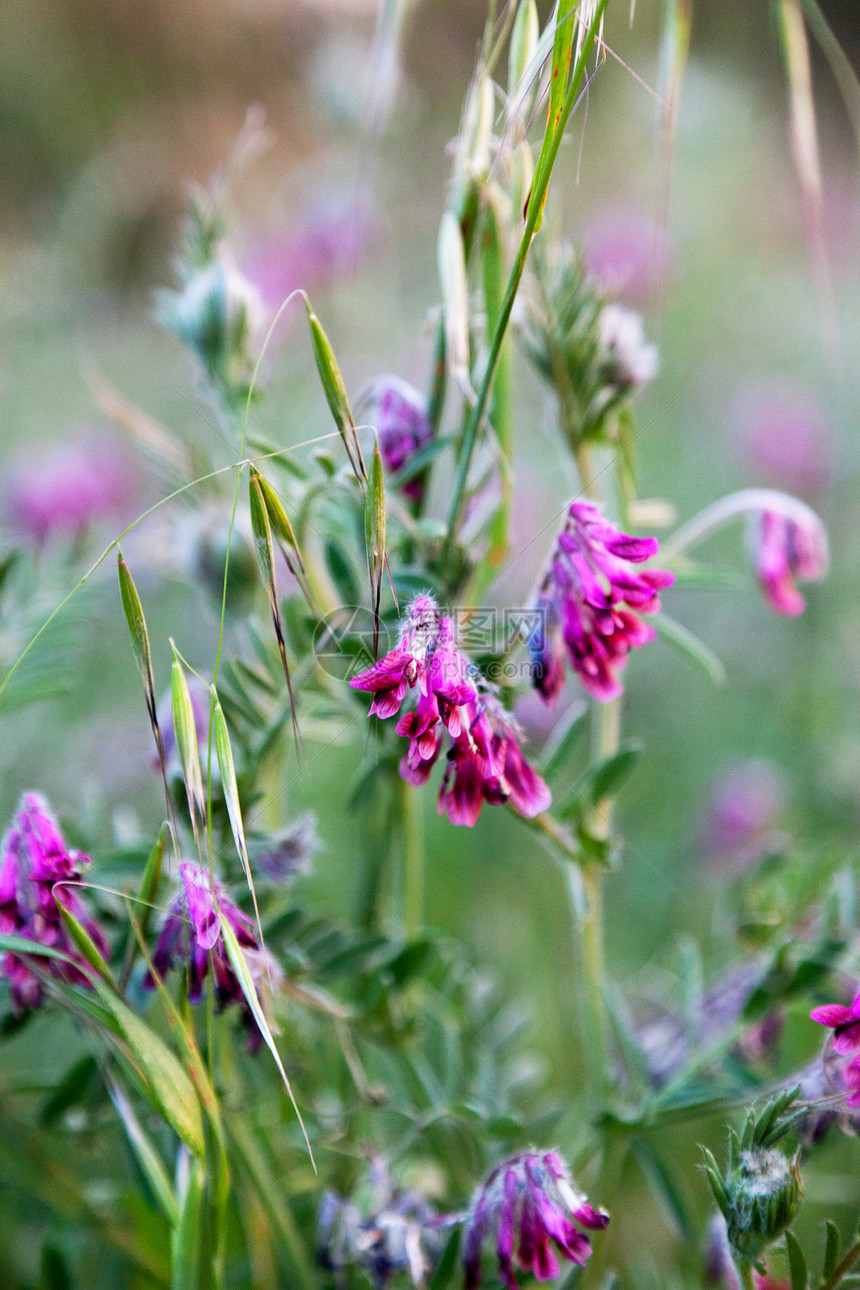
401 775 425 938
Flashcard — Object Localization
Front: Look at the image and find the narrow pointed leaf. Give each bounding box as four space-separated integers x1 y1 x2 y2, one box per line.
823 1221 842 1280
438 210 470 386
306 303 366 482
249 470 299 733
109 1077 179 1225
171 1153 205 1290
785 1230 808 1290
631 1140 694 1241
508 0 539 106
56 902 115 986
117 554 154 695
219 914 315 1168
654 612 727 686
94 983 206 1159
170 652 206 833
365 435 386 656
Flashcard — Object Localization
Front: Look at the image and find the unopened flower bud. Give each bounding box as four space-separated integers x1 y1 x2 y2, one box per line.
722 1146 802 1263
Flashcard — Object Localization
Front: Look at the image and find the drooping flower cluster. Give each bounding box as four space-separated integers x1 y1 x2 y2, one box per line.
145 861 278 1051
0 793 108 1012
350 596 551 827
460 1150 608 1288
360 377 433 504
530 502 674 703
750 508 828 617
317 1157 441 1288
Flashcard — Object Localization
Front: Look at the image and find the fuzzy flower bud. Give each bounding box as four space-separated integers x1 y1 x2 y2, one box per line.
597 303 659 390
703 1091 804 1266
460 1149 608 1289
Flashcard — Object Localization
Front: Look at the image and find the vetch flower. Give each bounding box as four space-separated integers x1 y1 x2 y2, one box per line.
145 861 278 1051
359 377 434 504
732 382 831 498
530 502 674 703
350 596 549 827
6 433 134 544
750 508 828 617
460 1149 608 1289
810 988 860 1056
0 793 107 1012
317 1157 441 1288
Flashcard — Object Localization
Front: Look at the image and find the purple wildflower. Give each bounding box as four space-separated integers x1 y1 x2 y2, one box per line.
145 861 278 1051
750 508 828 617
317 1157 441 1288
6 433 134 544
0 793 107 1012
530 502 674 704
699 760 786 872
811 988 860 1057
732 382 831 499
461 1150 608 1289
350 596 550 827
583 208 656 304
360 377 433 503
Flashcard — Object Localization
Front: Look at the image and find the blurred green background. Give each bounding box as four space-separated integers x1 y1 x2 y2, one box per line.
0 0 859 1270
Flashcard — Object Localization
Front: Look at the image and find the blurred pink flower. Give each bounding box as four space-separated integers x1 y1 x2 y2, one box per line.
700 759 785 871
582 208 657 303
732 382 832 498
6 432 135 543
751 507 828 617
243 192 377 310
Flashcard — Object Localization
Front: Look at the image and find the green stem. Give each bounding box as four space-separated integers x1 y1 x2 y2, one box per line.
402 777 425 938
441 0 609 571
823 1240 860 1290
737 1259 756 1290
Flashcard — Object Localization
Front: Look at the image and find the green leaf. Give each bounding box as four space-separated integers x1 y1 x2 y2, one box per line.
785 1229 808 1290
170 651 206 835
94 984 205 1159
306 303 366 483
56 902 115 986
823 1220 842 1280
117 554 154 697
109 1077 179 1225
219 914 315 1168
541 706 588 780
631 1140 694 1242
0 932 80 968
365 434 387 653
588 740 644 804
249 470 299 729
654 612 727 686
171 1153 205 1290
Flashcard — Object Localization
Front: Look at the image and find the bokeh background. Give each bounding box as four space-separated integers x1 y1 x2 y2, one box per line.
1 0 859 1274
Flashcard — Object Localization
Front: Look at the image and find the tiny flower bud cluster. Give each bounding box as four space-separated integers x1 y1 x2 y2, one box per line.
350 595 551 827
145 861 278 1052
531 502 674 703
460 1149 608 1289
0 793 107 1012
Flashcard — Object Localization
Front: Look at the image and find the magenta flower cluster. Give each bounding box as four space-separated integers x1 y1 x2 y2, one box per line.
350 595 551 827
0 793 107 1012
531 502 674 703
811 989 860 1106
752 509 828 618
461 1149 608 1288
145 861 275 1051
